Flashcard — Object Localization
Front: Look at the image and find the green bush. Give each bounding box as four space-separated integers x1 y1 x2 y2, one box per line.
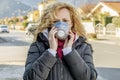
112 17 120 27
94 20 100 25
22 21 29 28
104 16 113 26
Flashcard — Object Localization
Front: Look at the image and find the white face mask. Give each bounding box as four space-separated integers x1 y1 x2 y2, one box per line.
54 21 69 40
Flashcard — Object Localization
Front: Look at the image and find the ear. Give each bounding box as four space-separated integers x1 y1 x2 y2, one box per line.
69 24 72 30
71 25 74 30
70 20 74 29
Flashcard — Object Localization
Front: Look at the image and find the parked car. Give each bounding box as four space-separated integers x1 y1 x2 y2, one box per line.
0 25 9 33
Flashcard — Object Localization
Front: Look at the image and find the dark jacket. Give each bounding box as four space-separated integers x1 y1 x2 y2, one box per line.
23 33 97 80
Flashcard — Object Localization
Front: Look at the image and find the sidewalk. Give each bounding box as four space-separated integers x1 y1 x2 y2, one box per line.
89 35 120 46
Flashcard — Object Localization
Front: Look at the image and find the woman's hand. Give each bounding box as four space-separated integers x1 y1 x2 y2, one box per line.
64 30 75 48
48 27 58 51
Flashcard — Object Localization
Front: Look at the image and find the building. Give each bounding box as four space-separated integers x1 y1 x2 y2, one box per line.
38 0 56 17
87 1 120 37
87 1 120 18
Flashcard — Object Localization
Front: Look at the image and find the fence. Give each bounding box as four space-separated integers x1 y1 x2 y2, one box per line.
95 23 120 37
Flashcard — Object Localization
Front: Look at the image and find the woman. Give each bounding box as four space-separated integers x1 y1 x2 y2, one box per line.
23 2 97 80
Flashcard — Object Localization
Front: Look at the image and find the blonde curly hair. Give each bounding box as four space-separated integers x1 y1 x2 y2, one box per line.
34 2 86 41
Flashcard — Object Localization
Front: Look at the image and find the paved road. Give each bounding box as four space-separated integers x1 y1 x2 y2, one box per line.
90 36 120 68
0 30 31 62
0 31 120 80
90 36 120 80
90 42 120 80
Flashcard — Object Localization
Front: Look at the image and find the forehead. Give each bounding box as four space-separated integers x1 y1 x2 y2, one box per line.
55 8 71 18
58 8 69 12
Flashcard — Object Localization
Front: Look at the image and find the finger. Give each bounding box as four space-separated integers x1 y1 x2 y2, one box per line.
55 38 58 42
51 26 57 31
49 27 57 36
69 30 74 35
49 30 57 41
64 38 68 47
69 32 74 41
50 27 57 33
51 26 55 30
53 30 57 34
52 30 57 37
49 27 55 33
69 32 74 38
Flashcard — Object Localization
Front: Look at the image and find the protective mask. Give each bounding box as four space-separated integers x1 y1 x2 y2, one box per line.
54 21 69 40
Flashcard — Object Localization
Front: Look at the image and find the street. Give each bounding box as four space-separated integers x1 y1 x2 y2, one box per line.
90 38 120 80
0 30 31 63
91 39 120 68
0 30 120 80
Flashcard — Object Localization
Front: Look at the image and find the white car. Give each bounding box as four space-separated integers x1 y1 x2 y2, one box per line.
0 25 9 33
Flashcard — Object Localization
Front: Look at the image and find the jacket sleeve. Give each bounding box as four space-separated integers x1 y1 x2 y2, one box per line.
23 42 57 80
63 43 97 80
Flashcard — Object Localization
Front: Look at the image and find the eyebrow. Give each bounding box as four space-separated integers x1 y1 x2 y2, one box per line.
62 18 69 21
54 19 60 21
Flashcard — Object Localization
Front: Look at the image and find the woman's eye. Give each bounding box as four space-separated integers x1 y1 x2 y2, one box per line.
63 20 68 22
53 20 59 23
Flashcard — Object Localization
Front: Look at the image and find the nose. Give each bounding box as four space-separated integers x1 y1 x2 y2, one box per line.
58 20 63 22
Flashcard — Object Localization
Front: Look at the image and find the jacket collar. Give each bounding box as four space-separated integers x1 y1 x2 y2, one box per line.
36 29 86 48
72 36 86 49
41 29 79 41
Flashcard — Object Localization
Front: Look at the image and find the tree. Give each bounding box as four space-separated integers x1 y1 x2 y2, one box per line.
22 21 29 29
23 16 28 20
14 17 19 23
112 17 120 27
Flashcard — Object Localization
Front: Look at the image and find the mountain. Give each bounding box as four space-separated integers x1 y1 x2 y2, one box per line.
0 0 120 19
17 0 107 8
57 0 120 7
0 0 33 19
17 0 42 8
19 0 98 8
